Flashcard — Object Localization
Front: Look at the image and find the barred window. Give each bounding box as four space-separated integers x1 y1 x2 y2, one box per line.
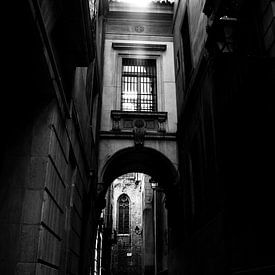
121 58 157 112
118 194 130 234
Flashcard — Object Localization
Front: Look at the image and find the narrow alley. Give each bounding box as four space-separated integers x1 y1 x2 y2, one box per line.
1 0 275 274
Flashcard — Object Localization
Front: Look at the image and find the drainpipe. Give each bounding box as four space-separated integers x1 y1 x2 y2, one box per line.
99 230 103 275
150 178 158 275
154 189 157 275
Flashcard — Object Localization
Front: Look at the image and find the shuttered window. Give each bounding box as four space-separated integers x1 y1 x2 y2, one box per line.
118 194 130 234
121 58 157 112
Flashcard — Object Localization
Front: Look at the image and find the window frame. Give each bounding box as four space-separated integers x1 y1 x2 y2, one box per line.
117 194 130 235
121 58 157 112
115 54 163 112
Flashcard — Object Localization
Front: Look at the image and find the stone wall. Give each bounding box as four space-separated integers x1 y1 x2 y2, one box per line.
172 0 275 274
0 1 101 274
111 173 144 275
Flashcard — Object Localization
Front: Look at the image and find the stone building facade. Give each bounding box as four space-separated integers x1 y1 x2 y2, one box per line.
97 0 178 191
110 173 144 275
1 0 105 274
97 4 179 273
102 172 168 275
172 0 275 274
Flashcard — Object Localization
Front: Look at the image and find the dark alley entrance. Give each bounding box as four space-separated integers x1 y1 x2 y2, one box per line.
96 146 178 275
98 172 168 275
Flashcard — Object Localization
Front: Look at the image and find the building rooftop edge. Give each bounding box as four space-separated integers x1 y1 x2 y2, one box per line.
109 1 174 15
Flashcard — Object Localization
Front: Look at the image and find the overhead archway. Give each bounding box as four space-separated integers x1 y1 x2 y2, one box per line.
100 146 178 192
99 148 178 275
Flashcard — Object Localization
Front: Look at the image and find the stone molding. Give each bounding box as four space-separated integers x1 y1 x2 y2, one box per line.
110 110 168 133
112 42 167 51
99 131 176 140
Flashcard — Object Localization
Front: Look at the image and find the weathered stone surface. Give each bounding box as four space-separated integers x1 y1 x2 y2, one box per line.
36 263 59 275
0 224 21 272
0 0 100 273
15 263 36 274
111 173 144 275
0 187 24 223
30 157 49 189
21 190 43 224
19 225 40 262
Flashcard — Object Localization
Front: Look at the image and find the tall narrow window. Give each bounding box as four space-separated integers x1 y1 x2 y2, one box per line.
121 58 157 112
118 194 130 234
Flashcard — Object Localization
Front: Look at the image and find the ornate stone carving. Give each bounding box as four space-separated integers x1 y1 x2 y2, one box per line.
146 120 156 129
112 113 121 131
134 25 145 33
123 120 133 128
134 119 145 128
133 119 146 147
111 110 167 133
158 116 167 132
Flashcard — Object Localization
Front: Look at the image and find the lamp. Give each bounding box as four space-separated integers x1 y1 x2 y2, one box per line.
207 15 238 53
134 226 142 235
149 177 158 189
111 229 117 244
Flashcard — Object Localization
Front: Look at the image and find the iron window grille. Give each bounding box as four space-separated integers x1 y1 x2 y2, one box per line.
121 58 157 112
118 194 130 234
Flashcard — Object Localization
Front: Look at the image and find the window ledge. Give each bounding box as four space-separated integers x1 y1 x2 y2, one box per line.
111 110 168 132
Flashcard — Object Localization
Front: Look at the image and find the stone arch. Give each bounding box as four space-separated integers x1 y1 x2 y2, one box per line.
100 146 178 193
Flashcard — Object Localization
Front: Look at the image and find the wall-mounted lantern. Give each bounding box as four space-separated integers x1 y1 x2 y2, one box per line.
217 16 238 52
134 226 142 235
149 177 158 189
207 15 238 53
111 229 117 244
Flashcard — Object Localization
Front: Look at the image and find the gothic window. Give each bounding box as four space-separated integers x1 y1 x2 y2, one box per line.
121 58 157 112
118 194 130 234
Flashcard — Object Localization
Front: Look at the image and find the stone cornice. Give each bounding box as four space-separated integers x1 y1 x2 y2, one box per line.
111 110 167 120
100 131 176 140
105 33 173 41
112 42 167 51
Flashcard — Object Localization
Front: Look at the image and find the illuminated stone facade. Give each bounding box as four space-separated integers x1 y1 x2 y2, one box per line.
110 173 144 275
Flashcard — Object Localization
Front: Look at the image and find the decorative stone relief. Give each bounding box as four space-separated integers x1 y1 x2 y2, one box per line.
134 25 145 33
112 113 121 131
110 110 168 133
158 116 167 132
146 120 156 129
133 119 146 147
123 120 134 128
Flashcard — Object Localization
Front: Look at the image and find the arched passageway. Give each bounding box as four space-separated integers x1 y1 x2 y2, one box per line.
96 147 178 275
100 146 178 193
